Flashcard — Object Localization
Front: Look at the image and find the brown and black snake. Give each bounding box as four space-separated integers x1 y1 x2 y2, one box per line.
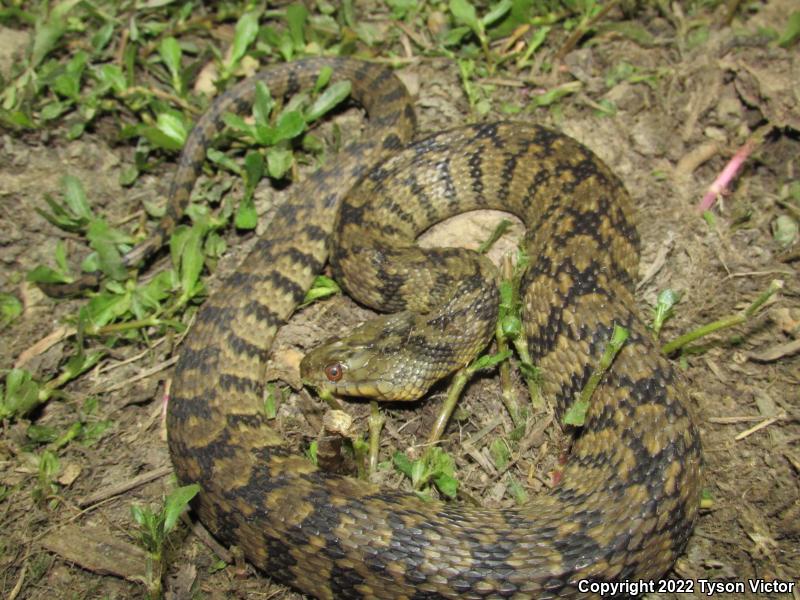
158 57 702 598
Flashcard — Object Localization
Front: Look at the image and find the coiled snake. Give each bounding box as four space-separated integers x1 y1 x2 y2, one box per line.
165 58 702 598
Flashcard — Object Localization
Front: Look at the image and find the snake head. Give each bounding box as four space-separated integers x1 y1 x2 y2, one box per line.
300 312 429 402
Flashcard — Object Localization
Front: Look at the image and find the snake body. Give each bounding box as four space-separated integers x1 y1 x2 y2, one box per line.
167 58 701 598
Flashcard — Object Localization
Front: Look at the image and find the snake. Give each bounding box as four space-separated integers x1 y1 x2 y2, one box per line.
162 57 702 598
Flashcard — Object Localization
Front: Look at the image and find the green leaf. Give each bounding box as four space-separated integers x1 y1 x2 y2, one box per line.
272 110 306 143
450 0 481 34
263 384 279 419
252 81 274 126
171 224 206 299
313 66 333 93
302 133 325 153
54 240 69 273
53 422 82 449
651 288 681 335
285 3 308 48
204 232 227 259
602 325 629 369
227 11 260 71
244 151 264 189
235 195 257 230
1 293 23 328
563 397 589 426
206 147 242 175
27 424 60 444
132 269 176 318
305 80 351 123
490 438 510 470
481 0 512 27
387 0 417 19
306 440 318 465
154 111 188 149
38 449 60 481
432 472 458 498
80 251 100 274
62 174 94 221
302 275 340 305
96 64 127 95
62 350 104 381
80 420 112 447
222 111 255 136
52 51 87 100
91 21 115 52
84 291 132 329
1 369 42 419
163 484 200 535
159 37 183 93
772 215 798 247
30 0 83 68
86 220 128 281
27 265 72 285
392 452 414 477
266 147 293 179
507 475 528 504
443 25 471 46
130 504 146 527
410 458 426 488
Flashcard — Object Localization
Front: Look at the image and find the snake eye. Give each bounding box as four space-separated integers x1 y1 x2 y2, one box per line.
324 362 345 382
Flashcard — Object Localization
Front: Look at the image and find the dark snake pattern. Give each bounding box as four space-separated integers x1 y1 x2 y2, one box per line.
163 57 702 599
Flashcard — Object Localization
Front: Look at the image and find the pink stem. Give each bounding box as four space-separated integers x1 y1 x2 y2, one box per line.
697 126 770 212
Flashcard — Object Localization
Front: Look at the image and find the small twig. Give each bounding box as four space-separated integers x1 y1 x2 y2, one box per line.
675 140 720 181
392 20 431 51
95 337 168 376
183 515 233 564
735 413 786 441
78 465 173 507
96 355 179 393
462 416 505 449
119 85 198 114
14 325 75 368
7 553 29 600
709 414 780 424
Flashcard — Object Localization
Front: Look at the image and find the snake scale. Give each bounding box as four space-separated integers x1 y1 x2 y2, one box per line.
164 57 702 598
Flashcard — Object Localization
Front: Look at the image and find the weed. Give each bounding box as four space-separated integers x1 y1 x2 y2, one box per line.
394 446 458 499
130 484 200 599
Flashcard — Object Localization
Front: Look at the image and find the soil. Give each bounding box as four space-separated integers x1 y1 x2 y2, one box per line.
1 2 798 599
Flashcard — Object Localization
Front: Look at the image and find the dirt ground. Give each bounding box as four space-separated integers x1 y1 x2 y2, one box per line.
1 2 798 599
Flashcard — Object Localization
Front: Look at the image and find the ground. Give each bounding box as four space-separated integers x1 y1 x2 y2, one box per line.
0 2 798 599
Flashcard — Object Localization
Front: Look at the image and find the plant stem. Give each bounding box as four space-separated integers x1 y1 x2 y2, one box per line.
427 367 470 444
367 401 384 476
661 280 782 355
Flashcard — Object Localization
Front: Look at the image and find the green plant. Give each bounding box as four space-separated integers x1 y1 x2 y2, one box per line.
130 484 201 599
